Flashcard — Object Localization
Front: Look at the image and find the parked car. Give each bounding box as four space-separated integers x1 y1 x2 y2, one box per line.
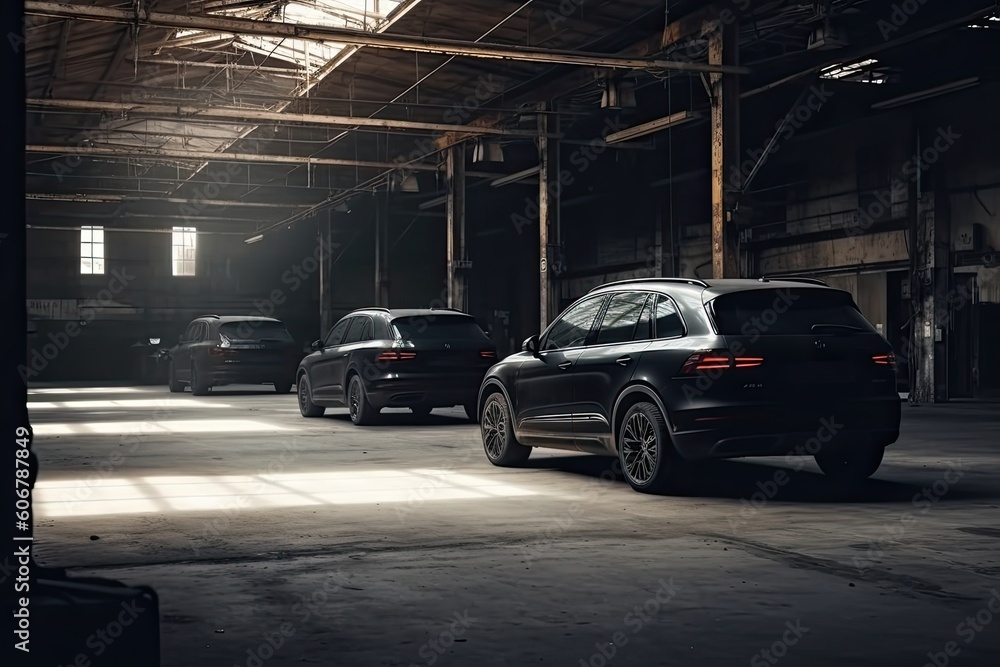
165 315 302 395
476 277 901 493
296 308 498 425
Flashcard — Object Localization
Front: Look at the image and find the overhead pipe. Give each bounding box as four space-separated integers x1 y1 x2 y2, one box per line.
26 192 317 208
26 144 443 171
25 98 545 137
24 1 749 74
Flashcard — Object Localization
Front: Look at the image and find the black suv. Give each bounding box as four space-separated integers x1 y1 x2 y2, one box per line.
166 315 301 395
296 308 498 425
476 278 901 493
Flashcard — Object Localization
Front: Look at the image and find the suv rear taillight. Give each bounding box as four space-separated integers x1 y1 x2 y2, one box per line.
376 350 417 362
680 350 764 375
873 352 896 370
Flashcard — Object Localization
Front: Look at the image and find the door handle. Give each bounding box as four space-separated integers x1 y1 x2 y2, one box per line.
616 356 632 366
558 361 573 370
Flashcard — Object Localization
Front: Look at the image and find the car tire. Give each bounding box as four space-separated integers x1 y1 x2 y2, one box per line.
297 375 325 418
618 402 676 494
480 391 530 467
273 379 293 394
167 363 184 393
348 374 378 426
463 400 479 424
190 363 210 396
814 442 885 482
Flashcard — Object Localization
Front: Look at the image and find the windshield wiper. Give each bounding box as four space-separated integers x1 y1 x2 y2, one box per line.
811 323 866 333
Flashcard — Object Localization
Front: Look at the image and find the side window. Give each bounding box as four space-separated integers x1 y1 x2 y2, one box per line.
325 318 352 347
595 292 649 345
634 294 655 341
654 295 684 339
542 295 607 351
198 323 212 341
343 317 371 345
182 322 198 342
359 318 374 342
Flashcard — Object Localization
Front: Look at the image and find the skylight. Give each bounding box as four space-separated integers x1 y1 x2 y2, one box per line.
177 0 406 72
820 58 887 84
968 14 1000 28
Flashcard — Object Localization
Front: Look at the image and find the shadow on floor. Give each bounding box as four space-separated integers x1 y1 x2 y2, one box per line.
525 454 999 504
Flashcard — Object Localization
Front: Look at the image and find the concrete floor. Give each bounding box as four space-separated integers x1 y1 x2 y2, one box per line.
27 385 1000 667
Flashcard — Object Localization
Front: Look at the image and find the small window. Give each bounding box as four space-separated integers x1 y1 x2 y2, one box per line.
542 295 607 351
172 227 197 276
324 318 353 347
182 322 199 342
343 317 372 344
595 292 649 345
654 296 684 339
80 226 105 274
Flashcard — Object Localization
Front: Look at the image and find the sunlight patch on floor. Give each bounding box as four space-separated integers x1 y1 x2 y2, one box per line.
34 469 538 517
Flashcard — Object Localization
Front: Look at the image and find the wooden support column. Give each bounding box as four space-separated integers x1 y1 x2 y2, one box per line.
446 144 467 310
374 192 390 307
318 214 333 338
709 19 740 279
538 101 552 330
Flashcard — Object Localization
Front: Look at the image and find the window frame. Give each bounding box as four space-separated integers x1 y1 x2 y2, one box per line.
80 225 105 275
171 226 198 277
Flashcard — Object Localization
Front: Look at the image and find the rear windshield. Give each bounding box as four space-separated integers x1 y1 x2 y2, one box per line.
391 317 488 341
709 288 877 335
220 321 293 342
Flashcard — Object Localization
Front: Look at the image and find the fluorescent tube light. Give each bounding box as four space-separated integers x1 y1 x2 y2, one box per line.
604 111 700 144
871 77 979 110
491 166 541 188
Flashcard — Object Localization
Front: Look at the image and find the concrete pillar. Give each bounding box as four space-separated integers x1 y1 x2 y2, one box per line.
911 146 953 404
709 19 740 279
446 144 467 311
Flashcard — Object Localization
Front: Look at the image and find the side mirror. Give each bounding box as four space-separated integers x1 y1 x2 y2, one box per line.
310 339 323 351
522 335 539 356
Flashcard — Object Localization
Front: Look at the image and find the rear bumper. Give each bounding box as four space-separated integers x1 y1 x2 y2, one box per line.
365 373 485 410
205 360 298 385
669 396 901 460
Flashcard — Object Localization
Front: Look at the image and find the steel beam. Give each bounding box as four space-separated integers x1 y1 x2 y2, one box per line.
26 144 441 171
709 18 740 279
25 1 749 74
26 98 543 137
26 192 317 208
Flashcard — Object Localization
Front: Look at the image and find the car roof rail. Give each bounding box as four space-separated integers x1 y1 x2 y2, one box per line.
351 307 390 313
588 277 709 293
197 314 221 319
758 275 829 286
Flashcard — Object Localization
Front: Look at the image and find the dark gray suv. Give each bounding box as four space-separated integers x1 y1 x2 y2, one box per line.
476 278 901 494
